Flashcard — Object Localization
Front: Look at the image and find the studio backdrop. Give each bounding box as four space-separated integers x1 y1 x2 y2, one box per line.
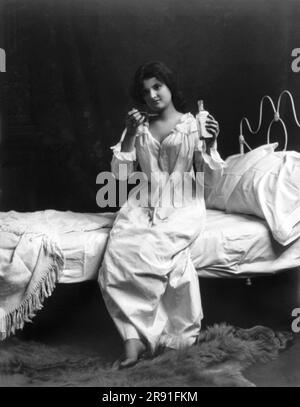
0 0 299 212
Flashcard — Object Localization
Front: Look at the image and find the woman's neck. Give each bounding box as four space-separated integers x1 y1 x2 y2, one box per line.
155 102 180 121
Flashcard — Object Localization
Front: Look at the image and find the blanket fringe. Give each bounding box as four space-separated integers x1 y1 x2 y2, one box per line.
0 237 65 341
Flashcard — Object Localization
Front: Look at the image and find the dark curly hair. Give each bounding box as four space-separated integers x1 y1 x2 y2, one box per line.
130 61 187 113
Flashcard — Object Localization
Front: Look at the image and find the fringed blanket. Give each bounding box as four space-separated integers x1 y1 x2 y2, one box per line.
0 212 65 340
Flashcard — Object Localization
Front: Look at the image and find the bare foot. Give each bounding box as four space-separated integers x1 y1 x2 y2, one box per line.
113 338 146 369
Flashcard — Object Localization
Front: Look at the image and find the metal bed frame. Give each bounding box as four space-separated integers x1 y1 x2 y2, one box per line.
223 90 300 286
239 90 300 154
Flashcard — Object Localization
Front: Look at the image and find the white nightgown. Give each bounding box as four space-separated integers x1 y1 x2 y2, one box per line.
98 112 224 354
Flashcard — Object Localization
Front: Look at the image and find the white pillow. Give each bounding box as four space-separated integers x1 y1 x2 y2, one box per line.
206 143 279 210
226 150 300 246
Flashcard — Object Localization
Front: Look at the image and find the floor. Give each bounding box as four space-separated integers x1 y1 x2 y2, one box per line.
18 268 300 387
199 270 300 387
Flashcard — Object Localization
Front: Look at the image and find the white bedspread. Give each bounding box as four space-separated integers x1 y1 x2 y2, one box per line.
52 209 300 282
192 210 300 277
0 211 65 339
1 209 299 284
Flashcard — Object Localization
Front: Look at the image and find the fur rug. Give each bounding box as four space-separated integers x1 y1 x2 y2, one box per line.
0 323 293 387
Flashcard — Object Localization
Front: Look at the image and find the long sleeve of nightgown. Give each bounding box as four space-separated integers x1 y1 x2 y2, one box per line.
110 128 138 180
190 119 226 199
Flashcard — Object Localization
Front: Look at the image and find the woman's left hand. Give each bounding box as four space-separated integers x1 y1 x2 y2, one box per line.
204 114 219 149
205 114 220 141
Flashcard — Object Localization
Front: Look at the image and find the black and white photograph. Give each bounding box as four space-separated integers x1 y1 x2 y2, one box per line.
0 0 300 390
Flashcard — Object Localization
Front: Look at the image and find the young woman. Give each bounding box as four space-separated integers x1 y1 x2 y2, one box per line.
98 61 224 369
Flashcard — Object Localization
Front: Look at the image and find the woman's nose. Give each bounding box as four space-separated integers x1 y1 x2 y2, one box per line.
150 89 157 99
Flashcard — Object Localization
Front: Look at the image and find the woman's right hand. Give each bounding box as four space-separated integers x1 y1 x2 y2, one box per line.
125 108 147 136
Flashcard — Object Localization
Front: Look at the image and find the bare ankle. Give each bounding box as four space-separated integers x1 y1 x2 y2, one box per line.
124 338 146 357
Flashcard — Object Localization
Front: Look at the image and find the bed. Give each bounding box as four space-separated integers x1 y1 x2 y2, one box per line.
47 89 300 281
1 89 300 339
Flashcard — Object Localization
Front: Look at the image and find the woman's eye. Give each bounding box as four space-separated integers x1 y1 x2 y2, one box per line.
154 84 161 90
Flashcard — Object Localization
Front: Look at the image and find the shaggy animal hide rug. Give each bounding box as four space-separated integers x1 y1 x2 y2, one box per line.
0 323 293 387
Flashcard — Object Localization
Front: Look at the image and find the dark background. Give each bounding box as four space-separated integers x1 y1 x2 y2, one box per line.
0 0 300 212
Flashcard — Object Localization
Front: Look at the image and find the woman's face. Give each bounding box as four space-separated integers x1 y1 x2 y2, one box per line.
142 77 173 112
